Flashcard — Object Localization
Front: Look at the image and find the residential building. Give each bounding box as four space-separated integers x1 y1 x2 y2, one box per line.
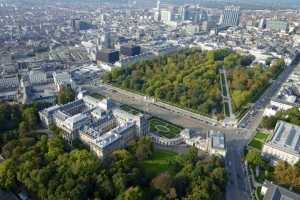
262 121 300 165
21 70 57 105
266 20 288 32
0 76 20 101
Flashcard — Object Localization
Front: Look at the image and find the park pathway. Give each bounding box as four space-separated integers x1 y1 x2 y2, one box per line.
219 67 235 121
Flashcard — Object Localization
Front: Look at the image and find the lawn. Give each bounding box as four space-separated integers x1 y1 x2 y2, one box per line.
120 104 142 115
149 117 183 139
255 132 269 142
249 139 264 151
141 150 178 178
248 132 269 151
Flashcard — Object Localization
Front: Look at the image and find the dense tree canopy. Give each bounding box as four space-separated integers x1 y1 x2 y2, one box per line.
0 103 40 147
245 149 266 168
58 85 76 105
0 103 22 132
0 132 226 200
103 48 285 116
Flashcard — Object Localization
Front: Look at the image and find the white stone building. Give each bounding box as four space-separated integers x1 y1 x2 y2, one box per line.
262 121 300 165
39 93 149 158
89 122 136 158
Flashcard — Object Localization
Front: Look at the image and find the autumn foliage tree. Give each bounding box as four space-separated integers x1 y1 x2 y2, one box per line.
274 161 300 190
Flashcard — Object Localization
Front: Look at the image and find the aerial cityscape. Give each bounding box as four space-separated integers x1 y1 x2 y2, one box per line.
0 0 300 200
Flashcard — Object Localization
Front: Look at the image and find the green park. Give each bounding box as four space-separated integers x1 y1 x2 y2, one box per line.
141 149 178 178
103 48 285 118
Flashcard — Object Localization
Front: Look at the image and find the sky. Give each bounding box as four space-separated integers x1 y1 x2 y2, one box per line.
9 0 300 9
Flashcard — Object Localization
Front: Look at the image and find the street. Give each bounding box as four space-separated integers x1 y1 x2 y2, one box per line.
238 59 300 132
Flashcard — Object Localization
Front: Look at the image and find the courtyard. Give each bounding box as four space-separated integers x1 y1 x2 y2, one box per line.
149 117 183 139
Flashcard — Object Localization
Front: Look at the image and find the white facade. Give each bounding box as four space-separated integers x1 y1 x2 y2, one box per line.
29 70 47 85
89 122 136 158
39 94 149 157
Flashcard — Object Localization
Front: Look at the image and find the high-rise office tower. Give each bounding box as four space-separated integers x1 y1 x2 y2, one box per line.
101 31 113 49
154 0 161 21
181 5 189 21
220 6 240 27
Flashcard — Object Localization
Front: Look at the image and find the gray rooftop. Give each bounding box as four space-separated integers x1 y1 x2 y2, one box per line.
267 121 300 156
93 122 135 149
210 130 225 149
263 181 300 200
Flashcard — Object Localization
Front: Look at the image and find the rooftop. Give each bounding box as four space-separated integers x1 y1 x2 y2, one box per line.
210 130 225 149
94 132 121 149
65 113 88 125
267 121 300 155
93 122 135 149
99 48 119 54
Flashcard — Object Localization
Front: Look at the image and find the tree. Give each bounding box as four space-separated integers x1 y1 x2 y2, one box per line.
245 149 265 167
18 121 29 137
96 172 114 199
240 55 255 66
112 172 127 194
135 136 153 161
58 85 75 105
123 186 143 200
261 116 277 130
167 188 177 199
182 147 199 166
173 175 189 197
110 149 135 173
22 107 38 129
0 159 17 189
211 167 227 188
274 161 300 189
151 173 172 194
46 137 64 161
0 103 22 132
